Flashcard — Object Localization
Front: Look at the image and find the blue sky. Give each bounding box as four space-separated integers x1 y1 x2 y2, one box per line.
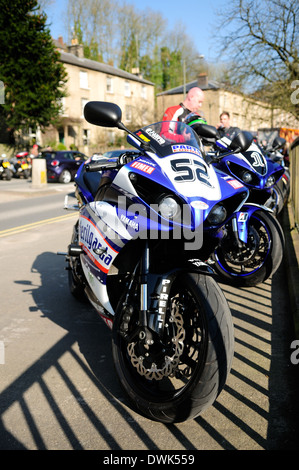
44 0 228 62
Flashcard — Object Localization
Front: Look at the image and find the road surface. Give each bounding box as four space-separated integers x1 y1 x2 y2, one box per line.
0 180 298 451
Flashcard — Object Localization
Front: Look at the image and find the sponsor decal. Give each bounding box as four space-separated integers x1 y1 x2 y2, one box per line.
130 160 155 174
172 144 201 157
145 127 165 144
238 212 248 222
190 200 209 210
120 213 139 231
79 215 118 273
227 179 244 189
136 131 150 142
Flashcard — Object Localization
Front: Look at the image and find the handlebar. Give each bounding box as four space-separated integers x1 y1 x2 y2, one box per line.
85 151 139 172
85 160 119 172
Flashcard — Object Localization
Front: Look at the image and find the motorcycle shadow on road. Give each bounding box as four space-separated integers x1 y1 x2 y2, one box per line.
6 248 299 450
11 251 160 450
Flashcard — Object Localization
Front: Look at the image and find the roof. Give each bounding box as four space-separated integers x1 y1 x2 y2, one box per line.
58 50 154 86
157 79 220 96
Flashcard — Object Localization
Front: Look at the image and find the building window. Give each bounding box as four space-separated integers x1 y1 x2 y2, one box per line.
106 76 113 93
58 97 67 116
108 130 115 144
124 80 131 97
79 71 89 89
125 105 132 123
141 85 146 99
81 98 88 117
83 129 90 146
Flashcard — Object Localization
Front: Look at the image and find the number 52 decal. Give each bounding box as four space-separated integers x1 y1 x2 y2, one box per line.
171 158 212 187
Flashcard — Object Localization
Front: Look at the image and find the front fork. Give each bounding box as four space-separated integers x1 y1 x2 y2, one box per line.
232 204 273 245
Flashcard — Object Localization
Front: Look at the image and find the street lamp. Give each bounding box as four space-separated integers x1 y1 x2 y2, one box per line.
183 55 205 98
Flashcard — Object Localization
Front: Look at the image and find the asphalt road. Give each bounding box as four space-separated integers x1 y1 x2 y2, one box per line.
0 180 298 451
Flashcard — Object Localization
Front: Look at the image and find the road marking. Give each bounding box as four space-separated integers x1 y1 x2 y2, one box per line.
0 213 77 237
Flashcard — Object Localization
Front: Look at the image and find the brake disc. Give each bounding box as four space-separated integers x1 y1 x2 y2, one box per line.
127 300 185 381
225 225 260 265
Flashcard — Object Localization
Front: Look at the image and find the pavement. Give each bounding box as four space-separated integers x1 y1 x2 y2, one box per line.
0 180 76 202
1 179 299 450
280 203 299 339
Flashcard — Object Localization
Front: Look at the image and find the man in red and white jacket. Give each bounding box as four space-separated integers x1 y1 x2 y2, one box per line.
161 87 205 143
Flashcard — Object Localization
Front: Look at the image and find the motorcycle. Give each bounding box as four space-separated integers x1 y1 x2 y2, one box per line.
210 134 288 215
261 136 290 214
12 151 31 179
60 101 256 423
0 155 13 180
187 121 285 287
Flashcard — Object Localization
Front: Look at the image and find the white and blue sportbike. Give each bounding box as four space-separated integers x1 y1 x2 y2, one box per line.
62 101 255 423
185 117 285 287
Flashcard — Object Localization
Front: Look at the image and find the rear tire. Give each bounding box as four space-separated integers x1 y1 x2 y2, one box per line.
112 272 234 423
4 169 11 180
59 169 72 184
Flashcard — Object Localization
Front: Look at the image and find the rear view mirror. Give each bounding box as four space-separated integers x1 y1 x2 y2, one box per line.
230 131 253 152
192 123 219 140
272 136 286 150
84 101 123 128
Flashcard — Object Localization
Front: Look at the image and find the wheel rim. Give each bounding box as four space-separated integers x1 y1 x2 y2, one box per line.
215 215 271 277
116 280 208 402
61 171 71 183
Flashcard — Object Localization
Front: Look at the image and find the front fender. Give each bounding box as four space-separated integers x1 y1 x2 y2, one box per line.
235 204 273 243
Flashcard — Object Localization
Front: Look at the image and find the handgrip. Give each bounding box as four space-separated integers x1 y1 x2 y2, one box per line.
85 160 119 172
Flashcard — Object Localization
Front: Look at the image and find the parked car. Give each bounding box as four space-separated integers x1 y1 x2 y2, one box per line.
39 150 89 183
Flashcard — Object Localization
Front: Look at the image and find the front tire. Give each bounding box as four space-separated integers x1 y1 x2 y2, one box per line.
112 272 234 423
213 210 284 286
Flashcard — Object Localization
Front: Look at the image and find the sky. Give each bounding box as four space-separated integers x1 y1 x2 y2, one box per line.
43 0 229 63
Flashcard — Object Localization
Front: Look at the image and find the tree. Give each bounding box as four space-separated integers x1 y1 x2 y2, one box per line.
215 0 299 119
67 0 118 64
66 0 204 92
0 0 67 138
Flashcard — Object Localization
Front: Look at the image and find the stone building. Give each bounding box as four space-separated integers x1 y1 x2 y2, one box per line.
41 38 155 155
156 73 299 135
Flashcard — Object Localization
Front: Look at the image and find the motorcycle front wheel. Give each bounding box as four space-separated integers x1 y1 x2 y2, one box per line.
112 272 234 423
213 210 284 287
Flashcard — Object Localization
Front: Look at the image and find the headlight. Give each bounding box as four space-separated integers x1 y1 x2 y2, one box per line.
242 171 253 183
265 175 276 187
158 196 180 219
207 203 227 225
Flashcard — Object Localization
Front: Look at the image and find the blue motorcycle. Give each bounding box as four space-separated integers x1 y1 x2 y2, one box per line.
62 101 255 423
261 136 290 214
187 121 285 287
212 134 289 215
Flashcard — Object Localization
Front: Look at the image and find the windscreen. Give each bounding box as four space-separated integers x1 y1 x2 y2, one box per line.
132 121 203 158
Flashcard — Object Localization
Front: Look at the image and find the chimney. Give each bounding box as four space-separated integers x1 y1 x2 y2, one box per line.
197 73 208 88
68 38 84 58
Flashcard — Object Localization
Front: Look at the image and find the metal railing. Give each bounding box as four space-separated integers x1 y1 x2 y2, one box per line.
290 143 299 229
